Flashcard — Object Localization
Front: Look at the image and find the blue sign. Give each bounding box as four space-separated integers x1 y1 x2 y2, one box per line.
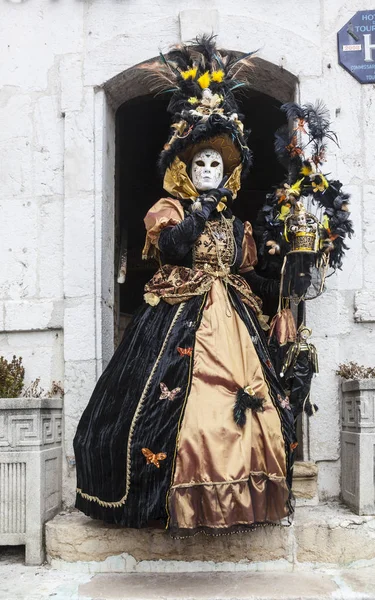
337 10 375 83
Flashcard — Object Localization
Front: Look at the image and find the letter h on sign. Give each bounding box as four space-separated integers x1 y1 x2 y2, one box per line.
364 34 375 61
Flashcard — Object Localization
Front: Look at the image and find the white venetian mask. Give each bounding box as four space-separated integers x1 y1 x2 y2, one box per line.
190 149 224 192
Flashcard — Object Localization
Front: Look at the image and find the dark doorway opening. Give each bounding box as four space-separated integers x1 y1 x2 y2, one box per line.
115 89 288 341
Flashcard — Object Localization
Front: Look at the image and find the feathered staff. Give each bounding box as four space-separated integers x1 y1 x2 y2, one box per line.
255 100 353 273
255 101 354 422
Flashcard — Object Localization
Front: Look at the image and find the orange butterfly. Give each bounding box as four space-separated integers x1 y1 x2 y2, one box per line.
159 382 181 401
177 347 193 357
141 447 167 468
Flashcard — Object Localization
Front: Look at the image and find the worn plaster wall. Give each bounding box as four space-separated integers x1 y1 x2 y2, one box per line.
0 0 374 506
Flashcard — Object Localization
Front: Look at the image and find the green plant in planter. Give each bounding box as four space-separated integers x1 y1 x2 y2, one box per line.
0 355 25 398
336 361 375 380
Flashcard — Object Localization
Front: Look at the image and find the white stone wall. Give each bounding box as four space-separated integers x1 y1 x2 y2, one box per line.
1 0 374 505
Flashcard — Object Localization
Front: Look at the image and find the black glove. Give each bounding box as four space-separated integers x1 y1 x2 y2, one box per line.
244 270 280 298
158 210 208 260
158 184 233 261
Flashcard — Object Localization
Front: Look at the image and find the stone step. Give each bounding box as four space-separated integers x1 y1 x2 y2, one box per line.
75 570 375 600
46 502 375 572
292 461 319 505
2 558 375 600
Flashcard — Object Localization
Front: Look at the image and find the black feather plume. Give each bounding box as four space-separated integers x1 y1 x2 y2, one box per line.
234 388 264 427
304 399 319 416
281 102 305 121
304 100 338 145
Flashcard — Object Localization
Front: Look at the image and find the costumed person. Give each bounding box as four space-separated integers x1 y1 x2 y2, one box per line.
74 36 298 537
256 100 353 417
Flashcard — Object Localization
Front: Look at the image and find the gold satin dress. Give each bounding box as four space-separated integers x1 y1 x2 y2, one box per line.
144 198 290 533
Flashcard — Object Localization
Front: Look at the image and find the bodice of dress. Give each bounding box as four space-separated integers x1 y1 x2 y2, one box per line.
142 198 268 327
193 217 236 276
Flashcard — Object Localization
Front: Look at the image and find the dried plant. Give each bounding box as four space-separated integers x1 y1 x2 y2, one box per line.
336 361 375 380
50 381 64 397
0 356 25 398
22 379 64 398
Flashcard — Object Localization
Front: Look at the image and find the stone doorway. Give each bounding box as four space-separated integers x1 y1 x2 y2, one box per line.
114 85 295 342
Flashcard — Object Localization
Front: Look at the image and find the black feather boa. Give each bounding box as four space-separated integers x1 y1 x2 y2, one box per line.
233 388 264 427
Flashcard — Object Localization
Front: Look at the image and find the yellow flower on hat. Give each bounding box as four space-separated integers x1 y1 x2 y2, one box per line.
181 67 197 80
211 70 225 83
197 71 211 89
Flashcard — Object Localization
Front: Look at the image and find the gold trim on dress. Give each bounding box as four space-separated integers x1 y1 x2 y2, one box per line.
165 293 207 528
171 472 286 489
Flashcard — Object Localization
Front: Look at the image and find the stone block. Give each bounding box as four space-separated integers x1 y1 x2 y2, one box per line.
63 359 98 457
0 330 64 390
292 462 318 501
33 95 64 198
363 85 375 181
307 337 341 463
354 290 375 322
38 197 64 299
0 0 83 91
340 566 375 598
62 358 98 506
295 503 375 565
299 73 363 171
334 184 363 292
0 91 33 145
4 300 63 331
64 299 96 362
363 185 375 288
78 571 339 599
63 192 96 299
0 196 38 301
323 1 368 33
222 17 321 79
46 512 293 565
60 54 84 113
316 460 341 501
64 102 95 198
179 10 220 42
308 291 351 336
46 504 375 570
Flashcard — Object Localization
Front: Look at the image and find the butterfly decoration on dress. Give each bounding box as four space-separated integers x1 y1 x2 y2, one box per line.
278 394 291 410
177 347 193 357
159 382 181 401
141 448 167 468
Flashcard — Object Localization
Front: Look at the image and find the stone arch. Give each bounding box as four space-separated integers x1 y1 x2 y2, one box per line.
104 54 298 110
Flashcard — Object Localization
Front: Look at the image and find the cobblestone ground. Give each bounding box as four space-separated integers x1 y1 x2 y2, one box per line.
1 547 375 600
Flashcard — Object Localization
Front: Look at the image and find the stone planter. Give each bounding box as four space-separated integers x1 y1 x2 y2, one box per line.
0 398 63 564
341 379 375 515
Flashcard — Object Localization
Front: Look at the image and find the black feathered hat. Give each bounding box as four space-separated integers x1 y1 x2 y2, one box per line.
140 35 255 179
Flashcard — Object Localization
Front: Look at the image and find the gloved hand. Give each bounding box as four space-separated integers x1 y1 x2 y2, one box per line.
192 185 233 218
